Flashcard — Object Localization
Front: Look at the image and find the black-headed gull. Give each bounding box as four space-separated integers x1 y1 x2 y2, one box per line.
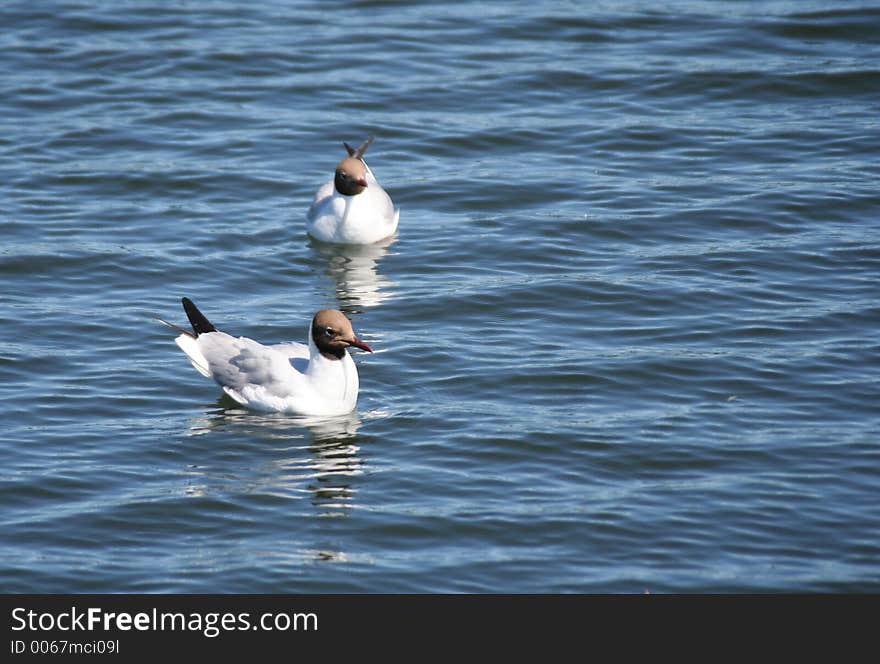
307 135 399 244
156 298 373 415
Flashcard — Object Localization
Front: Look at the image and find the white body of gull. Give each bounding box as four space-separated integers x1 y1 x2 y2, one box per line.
156 298 372 416
307 135 399 244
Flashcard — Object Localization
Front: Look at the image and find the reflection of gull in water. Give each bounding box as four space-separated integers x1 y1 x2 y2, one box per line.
182 404 364 517
187 403 361 440
280 436 363 517
310 236 397 309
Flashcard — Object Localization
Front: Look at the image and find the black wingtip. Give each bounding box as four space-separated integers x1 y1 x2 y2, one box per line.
181 297 217 336
343 135 375 160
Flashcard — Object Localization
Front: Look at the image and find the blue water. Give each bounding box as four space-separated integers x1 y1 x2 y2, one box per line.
1 0 879 593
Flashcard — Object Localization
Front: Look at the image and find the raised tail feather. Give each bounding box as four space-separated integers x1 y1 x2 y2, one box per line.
153 299 213 378
153 316 194 338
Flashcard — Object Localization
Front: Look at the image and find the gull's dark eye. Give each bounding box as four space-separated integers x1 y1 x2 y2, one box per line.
324 327 335 337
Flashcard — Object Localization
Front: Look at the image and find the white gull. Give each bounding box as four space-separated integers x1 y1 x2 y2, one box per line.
156 297 373 416
307 135 399 244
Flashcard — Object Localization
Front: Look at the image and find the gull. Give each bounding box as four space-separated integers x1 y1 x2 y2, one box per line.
156 297 372 415
307 135 399 244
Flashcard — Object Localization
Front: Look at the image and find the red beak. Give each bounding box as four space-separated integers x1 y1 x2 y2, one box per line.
348 337 373 353
357 178 368 188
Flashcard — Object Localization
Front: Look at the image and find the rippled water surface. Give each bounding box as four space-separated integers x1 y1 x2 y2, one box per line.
2 0 879 592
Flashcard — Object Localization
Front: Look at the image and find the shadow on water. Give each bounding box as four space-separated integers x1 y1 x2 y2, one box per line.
180 402 365 518
308 236 398 313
